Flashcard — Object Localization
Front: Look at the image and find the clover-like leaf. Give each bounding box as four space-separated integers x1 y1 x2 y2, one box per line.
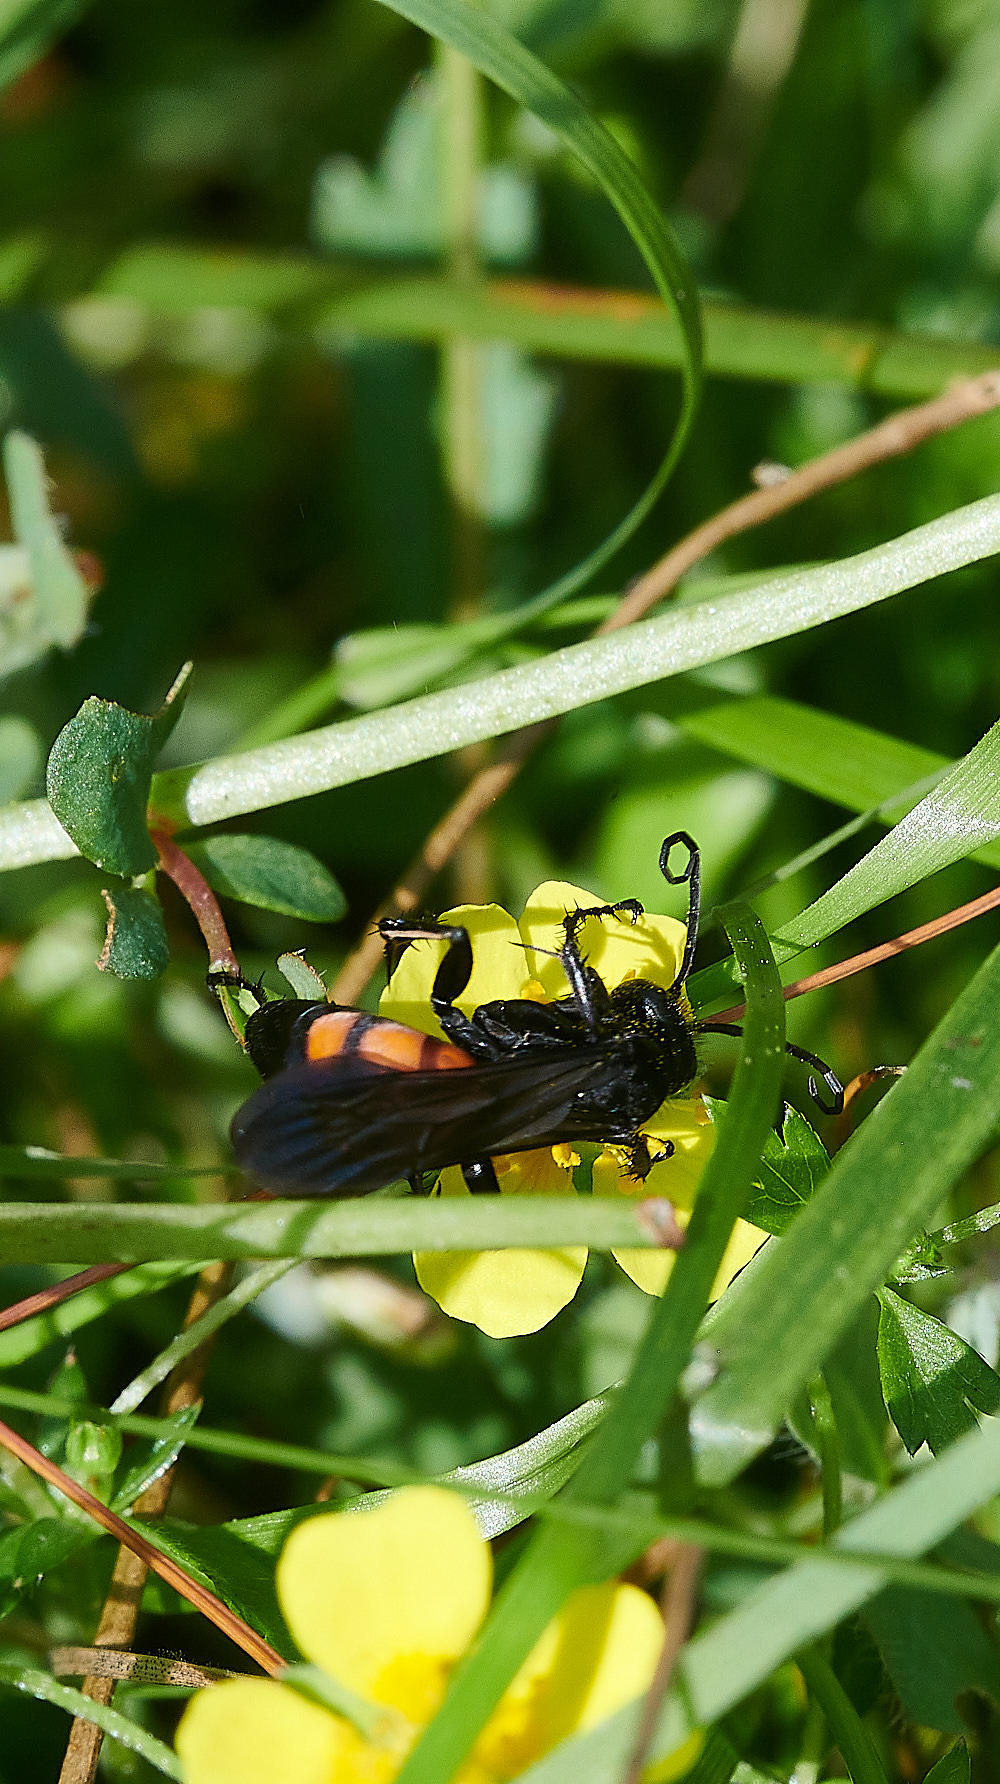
47 662 192 876
185 833 346 923
709 1099 829 1237
877 1286 1000 1455
97 885 170 980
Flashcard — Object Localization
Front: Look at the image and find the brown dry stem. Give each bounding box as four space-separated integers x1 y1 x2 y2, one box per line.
332 372 1000 1006
622 1542 704 1784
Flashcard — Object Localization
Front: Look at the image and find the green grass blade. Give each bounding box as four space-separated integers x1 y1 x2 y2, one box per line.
690 939 1000 1484
776 715 1000 955
371 0 701 612
0 1194 677 1263
146 490 1000 836
0 1664 181 1778
393 903 784 1784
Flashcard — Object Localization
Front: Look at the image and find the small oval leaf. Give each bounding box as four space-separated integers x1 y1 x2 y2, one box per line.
98 886 170 981
186 833 346 922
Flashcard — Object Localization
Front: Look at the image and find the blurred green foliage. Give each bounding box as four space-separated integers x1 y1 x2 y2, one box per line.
4 0 1000 1777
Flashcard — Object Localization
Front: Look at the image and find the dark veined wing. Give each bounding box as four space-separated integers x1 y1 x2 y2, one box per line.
230 1042 624 1198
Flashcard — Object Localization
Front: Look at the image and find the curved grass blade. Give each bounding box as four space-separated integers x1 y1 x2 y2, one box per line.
393 903 784 1784
0 1664 181 1779
371 0 701 613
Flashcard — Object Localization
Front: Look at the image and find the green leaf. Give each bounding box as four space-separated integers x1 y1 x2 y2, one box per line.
335 0 702 612
111 1404 202 1514
185 832 346 922
877 1287 1000 1456
393 903 785 1784
777 713 1000 956
688 939 1000 1485
0 715 41 803
97 884 170 980
130 1517 297 1661
46 662 192 876
741 1102 830 1236
349 1390 612 1539
2 430 87 649
864 1589 1000 1731
923 1742 971 1784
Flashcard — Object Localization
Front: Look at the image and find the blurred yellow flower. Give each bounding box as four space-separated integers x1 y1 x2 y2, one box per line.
379 881 766 1337
176 1485 701 1784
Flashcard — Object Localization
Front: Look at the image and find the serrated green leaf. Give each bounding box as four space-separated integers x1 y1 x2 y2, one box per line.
877 1287 1000 1456
2 430 87 649
742 1102 830 1236
864 1589 1000 1731
185 832 346 922
46 663 191 875
97 884 170 980
277 951 326 998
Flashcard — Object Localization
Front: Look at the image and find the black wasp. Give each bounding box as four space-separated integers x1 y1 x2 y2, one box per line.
223 832 843 1199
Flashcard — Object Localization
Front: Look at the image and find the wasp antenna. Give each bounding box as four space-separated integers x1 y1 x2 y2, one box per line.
661 831 701 990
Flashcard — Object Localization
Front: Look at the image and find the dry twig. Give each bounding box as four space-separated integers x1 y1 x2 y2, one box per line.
622 1543 703 1784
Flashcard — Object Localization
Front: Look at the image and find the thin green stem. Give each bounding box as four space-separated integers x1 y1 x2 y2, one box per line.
109 1260 295 1416
808 1372 843 1538
0 1667 181 1779
797 1645 888 1784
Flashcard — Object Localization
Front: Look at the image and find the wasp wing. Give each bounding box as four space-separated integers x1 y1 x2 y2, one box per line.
230 1043 624 1198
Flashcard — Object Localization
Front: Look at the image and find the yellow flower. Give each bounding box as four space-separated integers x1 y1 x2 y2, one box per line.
176 1485 702 1784
379 881 767 1337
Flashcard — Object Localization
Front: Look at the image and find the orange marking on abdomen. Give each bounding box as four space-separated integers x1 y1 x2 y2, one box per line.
305 1010 363 1061
357 1021 474 1073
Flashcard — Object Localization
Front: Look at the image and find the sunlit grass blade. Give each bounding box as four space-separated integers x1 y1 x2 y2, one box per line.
690 939 1000 1484
393 903 784 1784
776 714 1000 955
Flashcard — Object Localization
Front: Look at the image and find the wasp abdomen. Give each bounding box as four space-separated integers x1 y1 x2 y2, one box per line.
304 1009 474 1074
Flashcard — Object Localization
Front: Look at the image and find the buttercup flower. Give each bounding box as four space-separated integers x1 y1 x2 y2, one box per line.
379 881 766 1337
176 1485 702 1784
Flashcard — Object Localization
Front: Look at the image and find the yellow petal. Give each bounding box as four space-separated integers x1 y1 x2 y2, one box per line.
643 1730 707 1783
414 1155 587 1338
637 1097 716 1212
519 882 687 1001
611 1203 767 1298
379 903 526 1038
277 1485 490 1714
472 1583 664 1775
175 1680 365 1784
